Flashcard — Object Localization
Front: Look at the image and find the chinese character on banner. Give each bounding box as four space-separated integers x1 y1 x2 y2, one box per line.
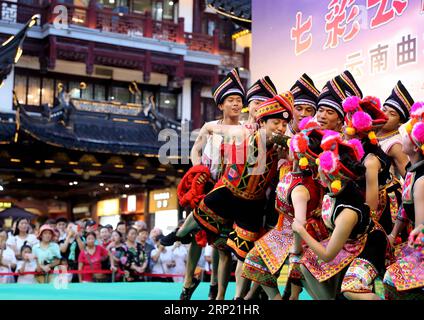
367 0 409 29
324 0 361 49
345 51 365 78
290 11 313 56
397 34 417 66
370 43 389 74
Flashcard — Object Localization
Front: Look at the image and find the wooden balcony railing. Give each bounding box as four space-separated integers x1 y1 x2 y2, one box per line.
0 0 219 54
184 30 217 54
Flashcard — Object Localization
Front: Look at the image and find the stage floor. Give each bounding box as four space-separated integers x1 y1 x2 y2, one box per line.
0 282 313 300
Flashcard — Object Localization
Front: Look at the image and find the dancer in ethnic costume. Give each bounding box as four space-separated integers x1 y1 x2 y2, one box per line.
241 76 280 300
242 117 328 300
316 70 362 132
192 93 293 299
244 76 278 126
377 81 414 178
383 102 424 300
277 74 320 300
162 68 246 300
343 96 399 238
285 74 320 137
294 131 392 300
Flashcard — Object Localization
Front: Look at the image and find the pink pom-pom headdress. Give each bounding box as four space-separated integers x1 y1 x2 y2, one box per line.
290 120 324 170
405 101 424 154
298 116 319 131
317 130 364 193
343 96 388 144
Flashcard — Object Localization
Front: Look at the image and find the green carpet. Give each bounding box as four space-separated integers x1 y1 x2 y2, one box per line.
0 282 312 300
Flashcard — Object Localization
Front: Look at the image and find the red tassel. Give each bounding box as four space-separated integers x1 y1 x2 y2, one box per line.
195 230 208 247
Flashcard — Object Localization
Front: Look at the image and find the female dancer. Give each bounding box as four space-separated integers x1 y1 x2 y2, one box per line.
294 131 392 299
383 102 424 299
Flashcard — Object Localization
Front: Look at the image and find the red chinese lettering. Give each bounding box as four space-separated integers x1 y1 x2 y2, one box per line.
367 0 409 29
290 11 313 56
324 0 360 49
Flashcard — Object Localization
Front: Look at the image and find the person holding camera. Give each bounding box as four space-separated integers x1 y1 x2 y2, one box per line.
150 234 176 282
59 222 85 281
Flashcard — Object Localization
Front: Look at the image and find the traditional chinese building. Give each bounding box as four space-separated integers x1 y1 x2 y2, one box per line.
0 0 251 232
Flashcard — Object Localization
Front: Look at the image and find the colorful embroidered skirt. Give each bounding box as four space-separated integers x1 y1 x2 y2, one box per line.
302 223 391 297
242 213 328 288
301 236 368 282
383 243 424 298
242 246 279 288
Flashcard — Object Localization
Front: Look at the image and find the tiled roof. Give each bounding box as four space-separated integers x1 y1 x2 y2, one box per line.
207 0 251 29
8 105 189 157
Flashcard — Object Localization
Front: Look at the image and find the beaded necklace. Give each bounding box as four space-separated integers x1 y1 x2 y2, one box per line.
376 129 399 142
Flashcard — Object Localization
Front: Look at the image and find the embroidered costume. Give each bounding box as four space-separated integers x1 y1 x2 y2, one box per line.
318 70 363 120
285 73 320 137
300 132 392 296
242 120 328 288
383 102 424 299
194 93 294 259
343 95 400 235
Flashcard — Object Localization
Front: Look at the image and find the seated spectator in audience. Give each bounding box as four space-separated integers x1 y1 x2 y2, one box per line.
78 232 114 283
59 223 84 282
7 218 39 259
0 228 16 284
99 226 112 248
107 230 129 281
125 227 148 282
55 218 68 242
116 222 127 240
33 224 61 283
16 245 38 284
150 234 175 282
